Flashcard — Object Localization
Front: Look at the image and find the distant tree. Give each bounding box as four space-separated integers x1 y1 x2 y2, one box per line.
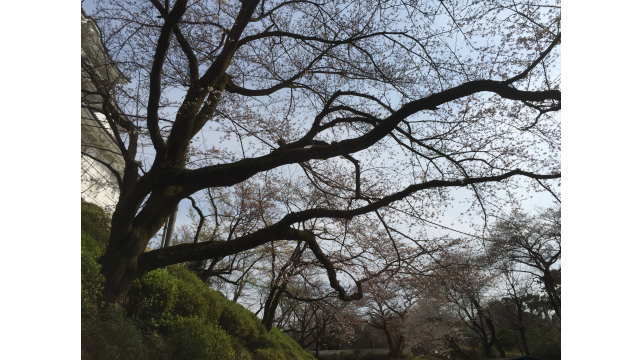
427 251 508 358
83 0 561 303
498 268 536 356
273 280 361 355
361 275 420 358
259 241 307 329
403 285 463 359
488 207 561 318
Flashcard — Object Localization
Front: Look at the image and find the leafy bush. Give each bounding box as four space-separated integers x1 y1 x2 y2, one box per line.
82 305 149 360
128 269 180 329
81 202 109 315
173 275 209 317
267 328 316 360
141 331 171 360
231 338 254 360
219 300 264 342
249 328 315 360
168 317 236 360
81 202 316 360
254 347 288 360
81 231 104 315
81 201 110 246
169 265 226 321
127 265 232 331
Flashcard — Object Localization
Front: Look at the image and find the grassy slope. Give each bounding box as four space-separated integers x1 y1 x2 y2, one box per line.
81 202 315 360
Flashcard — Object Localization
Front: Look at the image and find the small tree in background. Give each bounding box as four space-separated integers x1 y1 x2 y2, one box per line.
488 207 561 318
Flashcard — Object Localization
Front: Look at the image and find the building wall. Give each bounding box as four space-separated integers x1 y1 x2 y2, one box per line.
81 12 125 212
81 111 121 211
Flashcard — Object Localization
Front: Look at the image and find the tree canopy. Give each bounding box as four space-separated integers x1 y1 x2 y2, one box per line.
82 0 560 303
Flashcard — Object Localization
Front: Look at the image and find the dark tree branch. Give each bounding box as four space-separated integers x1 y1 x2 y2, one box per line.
163 0 260 162
187 196 205 243
176 80 559 193
146 0 189 154
140 169 559 274
303 232 363 301
535 178 561 203
238 30 405 47
505 33 561 85
343 154 361 199
150 0 199 84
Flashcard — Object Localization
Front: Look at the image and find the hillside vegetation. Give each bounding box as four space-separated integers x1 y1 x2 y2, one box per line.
81 202 315 360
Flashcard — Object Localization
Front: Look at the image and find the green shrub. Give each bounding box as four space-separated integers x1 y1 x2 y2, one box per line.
81 201 110 246
250 328 315 360
173 275 209 318
255 347 289 360
141 331 170 360
81 305 148 360
81 202 316 360
267 327 316 360
82 230 105 258
169 264 205 287
81 231 105 315
168 317 236 360
235 348 254 360
128 269 179 329
202 288 228 322
247 332 277 351
167 265 216 319
231 338 254 360
80 202 109 315
219 300 264 342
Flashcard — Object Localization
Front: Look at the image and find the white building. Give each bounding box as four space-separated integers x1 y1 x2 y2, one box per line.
81 12 125 212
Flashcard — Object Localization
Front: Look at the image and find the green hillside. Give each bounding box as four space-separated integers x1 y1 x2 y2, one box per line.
81 202 316 360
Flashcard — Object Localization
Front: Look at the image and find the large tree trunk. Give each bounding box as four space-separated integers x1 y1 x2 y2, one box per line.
100 252 139 304
100 226 155 303
100 183 181 303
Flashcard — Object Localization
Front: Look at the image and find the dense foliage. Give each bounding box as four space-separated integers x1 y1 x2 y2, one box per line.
81 202 315 360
